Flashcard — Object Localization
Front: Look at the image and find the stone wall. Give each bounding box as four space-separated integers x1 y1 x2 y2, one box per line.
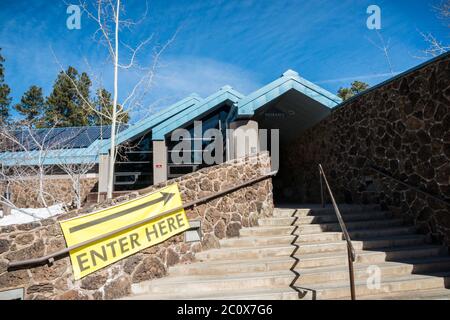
0 153 273 299
0 176 98 209
277 53 450 245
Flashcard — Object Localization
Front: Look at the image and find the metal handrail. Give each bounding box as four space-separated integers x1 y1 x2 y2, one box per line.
8 170 277 269
318 164 356 300
368 165 450 208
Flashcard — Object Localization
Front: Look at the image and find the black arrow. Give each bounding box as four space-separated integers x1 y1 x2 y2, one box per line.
68 192 175 233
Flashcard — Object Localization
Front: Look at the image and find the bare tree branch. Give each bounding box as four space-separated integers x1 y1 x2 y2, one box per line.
366 31 395 76
418 31 450 58
56 1 179 199
0 121 81 214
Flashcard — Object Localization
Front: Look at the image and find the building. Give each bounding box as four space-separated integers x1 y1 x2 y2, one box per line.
0 69 340 207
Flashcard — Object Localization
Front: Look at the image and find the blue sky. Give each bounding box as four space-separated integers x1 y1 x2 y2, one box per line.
0 0 448 121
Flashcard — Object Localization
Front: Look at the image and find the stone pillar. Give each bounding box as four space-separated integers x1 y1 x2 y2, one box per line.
228 120 259 160
98 154 110 194
153 140 168 184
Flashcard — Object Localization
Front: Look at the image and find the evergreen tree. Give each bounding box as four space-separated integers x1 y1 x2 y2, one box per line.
45 66 93 127
14 85 45 125
93 88 129 125
0 48 12 125
74 72 92 124
337 81 370 101
337 87 354 101
350 81 370 95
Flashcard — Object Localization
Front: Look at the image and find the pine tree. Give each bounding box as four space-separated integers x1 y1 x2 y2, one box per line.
14 85 45 125
73 72 92 125
93 88 129 125
0 48 12 125
45 66 94 127
337 81 370 101
350 81 369 95
337 87 354 101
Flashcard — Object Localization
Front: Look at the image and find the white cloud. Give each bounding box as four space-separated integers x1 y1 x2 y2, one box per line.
153 55 261 97
109 55 263 121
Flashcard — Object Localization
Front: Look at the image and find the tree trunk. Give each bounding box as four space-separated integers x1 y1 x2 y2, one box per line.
107 0 120 199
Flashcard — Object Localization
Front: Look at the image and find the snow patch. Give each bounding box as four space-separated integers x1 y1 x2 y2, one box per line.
0 204 65 226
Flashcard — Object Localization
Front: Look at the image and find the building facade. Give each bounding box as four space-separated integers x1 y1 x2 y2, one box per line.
0 69 341 207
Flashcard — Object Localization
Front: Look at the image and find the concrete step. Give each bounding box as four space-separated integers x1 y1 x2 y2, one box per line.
299 272 450 300
240 226 295 237
171 251 450 279
352 234 428 250
297 256 450 285
222 232 343 246
348 226 417 238
131 270 294 296
126 287 301 300
273 205 381 217
240 222 411 238
196 288 300 300
296 232 344 243
358 288 450 300
170 257 294 276
296 235 427 255
295 219 405 234
260 217 403 230
196 244 293 261
219 235 295 248
261 211 392 225
196 240 445 265
220 233 425 252
297 245 447 269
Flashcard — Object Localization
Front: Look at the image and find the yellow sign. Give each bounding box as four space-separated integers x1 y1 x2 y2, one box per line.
60 184 189 280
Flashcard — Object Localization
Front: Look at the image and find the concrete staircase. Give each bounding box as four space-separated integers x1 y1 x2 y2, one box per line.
123 205 450 300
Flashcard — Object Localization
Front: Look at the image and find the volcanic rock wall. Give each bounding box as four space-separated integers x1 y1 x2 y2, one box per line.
277 53 450 245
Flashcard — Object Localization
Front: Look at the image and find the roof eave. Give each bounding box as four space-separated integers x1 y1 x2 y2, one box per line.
236 70 341 118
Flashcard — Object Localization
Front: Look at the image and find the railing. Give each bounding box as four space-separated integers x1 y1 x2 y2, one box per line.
368 165 450 208
319 164 356 300
8 170 277 269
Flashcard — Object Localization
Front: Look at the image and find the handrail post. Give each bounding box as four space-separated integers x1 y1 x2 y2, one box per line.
319 168 324 208
318 164 356 300
347 244 356 300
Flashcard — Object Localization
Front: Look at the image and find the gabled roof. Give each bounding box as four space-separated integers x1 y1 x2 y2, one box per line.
236 70 341 118
99 94 202 153
152 86 244 140
0 69 341 165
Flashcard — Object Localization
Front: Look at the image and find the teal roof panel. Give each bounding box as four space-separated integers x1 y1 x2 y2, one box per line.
236 70 341 117
99 94 202 153
152 86 244 140
0 148 99 166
